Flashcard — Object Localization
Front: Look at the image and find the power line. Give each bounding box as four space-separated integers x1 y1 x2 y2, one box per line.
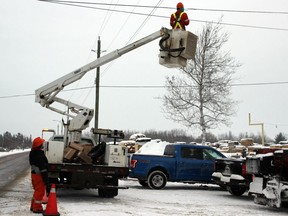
38 1 288 31
105 0 141 51
2 81 288 99
125 0 163 44
0 93 34 99
40 1 288 15
97 0 116 36
190 8 288 15
81 0 118 105
84 1 163 105
231 81 288 86
103 0 162 72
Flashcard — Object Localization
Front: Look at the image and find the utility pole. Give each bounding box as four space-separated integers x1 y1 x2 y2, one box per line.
94 36 101 143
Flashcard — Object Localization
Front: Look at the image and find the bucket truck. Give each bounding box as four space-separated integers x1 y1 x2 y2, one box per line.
34 27 197 197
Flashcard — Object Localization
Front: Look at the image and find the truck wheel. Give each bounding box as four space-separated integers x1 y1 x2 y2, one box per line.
98 188 118 198
227 186 246 196
147 170 167 190
138 180 148 187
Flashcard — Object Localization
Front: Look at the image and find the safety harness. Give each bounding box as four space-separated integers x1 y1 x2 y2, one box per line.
173 12 185 29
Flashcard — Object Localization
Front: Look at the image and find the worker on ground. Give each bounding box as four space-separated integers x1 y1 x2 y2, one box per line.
29 137 48 213
170 2 190 30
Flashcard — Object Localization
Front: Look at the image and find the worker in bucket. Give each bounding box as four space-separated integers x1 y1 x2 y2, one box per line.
29 137 48 213
170 2 190 30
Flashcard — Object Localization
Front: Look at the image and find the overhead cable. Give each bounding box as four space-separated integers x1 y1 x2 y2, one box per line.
38 1 288 31
125 0 162 44
2 81 288 99
98 0 117 36
101 0 162 77
40 1 288 15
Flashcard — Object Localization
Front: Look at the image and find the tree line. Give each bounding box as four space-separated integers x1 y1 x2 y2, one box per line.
0 129 285 151
0 132 32 150
124 129 284 145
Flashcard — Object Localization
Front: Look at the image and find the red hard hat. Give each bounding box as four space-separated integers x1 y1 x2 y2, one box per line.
32 137 45 149
177 2 184 10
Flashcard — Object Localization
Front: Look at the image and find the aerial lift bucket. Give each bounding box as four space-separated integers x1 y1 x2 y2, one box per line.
159 29 198 68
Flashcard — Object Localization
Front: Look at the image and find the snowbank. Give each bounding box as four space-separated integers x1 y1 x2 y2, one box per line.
0 148 30 158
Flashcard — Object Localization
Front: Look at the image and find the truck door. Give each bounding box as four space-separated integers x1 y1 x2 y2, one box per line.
201 148 225 180
176 146 205 181
200 149 216 181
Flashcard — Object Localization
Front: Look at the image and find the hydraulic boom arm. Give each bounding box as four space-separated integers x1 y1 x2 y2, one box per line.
35 28 169 132
35 28 169 107
35 27 197 139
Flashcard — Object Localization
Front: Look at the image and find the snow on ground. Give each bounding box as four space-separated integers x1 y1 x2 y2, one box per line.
0 148 30 158
1 172 288 216
1 148 288 216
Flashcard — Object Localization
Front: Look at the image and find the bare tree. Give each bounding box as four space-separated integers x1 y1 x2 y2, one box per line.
162 21 240 143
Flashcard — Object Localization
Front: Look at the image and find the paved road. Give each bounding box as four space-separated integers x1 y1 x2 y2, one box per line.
0 151 30 193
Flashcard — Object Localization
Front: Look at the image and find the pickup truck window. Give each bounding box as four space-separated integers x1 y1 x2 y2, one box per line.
164 145 175 157
203 148 224 160
181 147 203 160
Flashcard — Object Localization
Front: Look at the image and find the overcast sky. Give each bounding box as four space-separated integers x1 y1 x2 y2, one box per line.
1 0 288 141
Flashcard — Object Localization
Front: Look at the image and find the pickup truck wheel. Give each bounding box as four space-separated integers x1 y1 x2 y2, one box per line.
147 170 167 190
227 186 246 196
138 180 148 187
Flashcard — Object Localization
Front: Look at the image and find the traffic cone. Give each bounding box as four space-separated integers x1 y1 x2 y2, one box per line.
43 184 60 216
42 189 48 204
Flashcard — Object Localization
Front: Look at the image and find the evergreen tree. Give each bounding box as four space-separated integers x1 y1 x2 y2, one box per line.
274 132 286 144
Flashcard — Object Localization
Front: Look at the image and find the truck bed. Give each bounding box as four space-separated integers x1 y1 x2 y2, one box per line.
214 158 245 176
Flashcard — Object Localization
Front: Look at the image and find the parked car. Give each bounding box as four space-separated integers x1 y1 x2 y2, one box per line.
129 142 226 189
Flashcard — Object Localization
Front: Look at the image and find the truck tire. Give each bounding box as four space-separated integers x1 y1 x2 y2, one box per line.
147 170 167 190
138 180 148 187
227 186 246 196
98 188 118 198
98 174 119 198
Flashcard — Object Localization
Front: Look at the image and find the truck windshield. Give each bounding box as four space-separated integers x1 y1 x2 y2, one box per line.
203 148 225 160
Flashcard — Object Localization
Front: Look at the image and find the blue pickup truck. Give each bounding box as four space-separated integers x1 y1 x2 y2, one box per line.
129 143 226 189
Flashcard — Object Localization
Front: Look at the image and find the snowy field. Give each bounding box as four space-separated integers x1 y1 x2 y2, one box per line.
1 149 288 215
1 172 288 216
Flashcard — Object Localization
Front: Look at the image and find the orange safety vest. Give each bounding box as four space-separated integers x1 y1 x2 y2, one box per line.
172 12 185 29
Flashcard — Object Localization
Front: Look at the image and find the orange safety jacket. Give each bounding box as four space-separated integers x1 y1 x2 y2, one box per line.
170 11 189 30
